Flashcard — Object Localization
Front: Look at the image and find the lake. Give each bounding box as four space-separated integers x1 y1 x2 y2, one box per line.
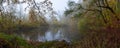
14 26 82 42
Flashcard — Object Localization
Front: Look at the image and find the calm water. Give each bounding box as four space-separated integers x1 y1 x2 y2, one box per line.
14 26 82 42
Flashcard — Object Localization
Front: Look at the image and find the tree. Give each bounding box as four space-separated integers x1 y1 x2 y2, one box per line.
28 7 37 23
64 0 120 32
80 0 120 24
25 0 54 24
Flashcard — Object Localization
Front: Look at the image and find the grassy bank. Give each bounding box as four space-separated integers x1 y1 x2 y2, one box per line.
0 33 34 48
0 33 71 48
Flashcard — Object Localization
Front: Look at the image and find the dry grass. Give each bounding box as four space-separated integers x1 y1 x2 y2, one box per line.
72 26 120 48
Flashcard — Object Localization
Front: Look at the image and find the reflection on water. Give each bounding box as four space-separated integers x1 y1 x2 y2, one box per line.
15 26 82 42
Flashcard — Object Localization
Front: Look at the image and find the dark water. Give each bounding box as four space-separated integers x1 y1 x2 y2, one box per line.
14 26 82 42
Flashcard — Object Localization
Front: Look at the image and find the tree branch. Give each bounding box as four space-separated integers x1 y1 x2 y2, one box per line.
97 6 115 14
97 5 120 21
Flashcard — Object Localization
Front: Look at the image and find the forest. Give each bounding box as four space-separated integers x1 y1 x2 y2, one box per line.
0 0 120 48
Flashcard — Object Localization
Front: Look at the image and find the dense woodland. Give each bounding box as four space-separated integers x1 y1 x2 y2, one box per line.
0 0 120 48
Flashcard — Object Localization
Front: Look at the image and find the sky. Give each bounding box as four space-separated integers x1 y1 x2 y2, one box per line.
51 0 68 13
50 0 79 14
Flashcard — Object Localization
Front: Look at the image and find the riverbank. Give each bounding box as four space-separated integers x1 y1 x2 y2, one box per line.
0 32 71 48
0 28 120 48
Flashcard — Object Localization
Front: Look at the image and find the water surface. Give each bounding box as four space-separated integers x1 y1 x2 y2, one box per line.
15 26 82 42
